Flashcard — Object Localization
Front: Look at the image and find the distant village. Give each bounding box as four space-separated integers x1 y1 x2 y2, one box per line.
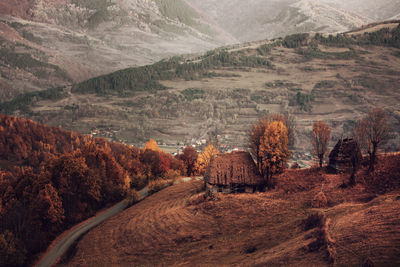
89 126 315 168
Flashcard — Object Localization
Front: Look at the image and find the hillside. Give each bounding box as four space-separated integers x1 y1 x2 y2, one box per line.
60 154 400 266
0 114 185 266
187 0 371 42
0 0 230 101
2 0 400 103
2 22 400 163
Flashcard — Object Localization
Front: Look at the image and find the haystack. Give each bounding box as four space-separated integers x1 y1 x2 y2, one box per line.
205 151 264 194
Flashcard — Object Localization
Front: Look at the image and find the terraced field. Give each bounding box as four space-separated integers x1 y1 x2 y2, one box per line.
60 155 400 266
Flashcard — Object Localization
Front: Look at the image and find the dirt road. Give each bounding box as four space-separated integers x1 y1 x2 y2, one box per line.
36 177 201 267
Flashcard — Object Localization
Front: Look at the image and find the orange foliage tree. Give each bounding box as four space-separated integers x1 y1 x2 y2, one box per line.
312 121 331 168
354 107 390 171
271 113 296 148
195 144 219 175
250 117 290 189
144 138 161 151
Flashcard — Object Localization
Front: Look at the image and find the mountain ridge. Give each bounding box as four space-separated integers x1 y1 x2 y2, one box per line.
2 21 399 162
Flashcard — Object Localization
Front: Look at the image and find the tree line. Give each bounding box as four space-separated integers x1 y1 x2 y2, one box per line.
249 108 390 189
0 114 191 266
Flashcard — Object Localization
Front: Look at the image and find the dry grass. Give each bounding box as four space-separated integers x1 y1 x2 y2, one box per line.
60 154 400 266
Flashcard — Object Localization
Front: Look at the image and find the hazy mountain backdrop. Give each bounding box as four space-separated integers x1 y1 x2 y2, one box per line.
1 0 400 100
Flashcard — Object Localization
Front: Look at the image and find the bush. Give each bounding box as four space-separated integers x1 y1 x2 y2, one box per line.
289 91 314 112
148 179 169 194
163 169 181 181
128 189 141 205
303 212 326 230
283 33 309 48
130 174 147 190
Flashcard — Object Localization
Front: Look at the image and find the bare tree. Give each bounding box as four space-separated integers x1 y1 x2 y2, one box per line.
354 107 389 172
312 121 331 168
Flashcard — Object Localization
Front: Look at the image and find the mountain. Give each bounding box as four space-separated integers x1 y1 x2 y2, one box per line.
2 22 400 163
0 0 231 101
2 0 400 103
186 0 371 42
320 0 400 21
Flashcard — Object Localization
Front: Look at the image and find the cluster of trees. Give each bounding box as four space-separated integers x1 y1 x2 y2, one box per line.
0 86 66 115
0 115 185 266
249 108 390 190
315 24 400 48
282 33 309 48
310 107 390 178
354 107 390 172
72 50 272 96
249 114 293 188
178 144 219 177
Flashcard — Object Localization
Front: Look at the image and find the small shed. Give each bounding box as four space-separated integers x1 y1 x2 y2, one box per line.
205 151 264 194
328 138 362 173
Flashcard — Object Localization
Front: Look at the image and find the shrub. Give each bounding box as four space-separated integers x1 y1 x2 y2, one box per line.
130 173 148 190
148 179 168 194
303 212 326 230
283 33 309 48
312 191 328 208
128 189 141 205
163 169 181 181
289 91 314 112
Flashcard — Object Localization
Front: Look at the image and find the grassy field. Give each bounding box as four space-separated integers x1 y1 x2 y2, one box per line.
59 154 400 266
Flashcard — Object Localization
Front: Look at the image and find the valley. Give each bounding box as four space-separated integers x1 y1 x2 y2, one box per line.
1 2 400 266
2 23 400 165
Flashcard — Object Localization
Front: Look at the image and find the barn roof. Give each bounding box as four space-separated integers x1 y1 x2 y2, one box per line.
205 151 264 186
329 138 361 162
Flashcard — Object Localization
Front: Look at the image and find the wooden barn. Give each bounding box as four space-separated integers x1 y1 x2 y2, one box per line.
328 138 362 173
205 151 264 194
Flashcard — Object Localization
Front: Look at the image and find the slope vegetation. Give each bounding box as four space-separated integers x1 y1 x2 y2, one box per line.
2 22 399 160
0 114 184 266
0 0 228 101
61 154 400 266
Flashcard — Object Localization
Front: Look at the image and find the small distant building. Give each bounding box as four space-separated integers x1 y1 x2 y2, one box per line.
205 151 264 194
328 138 362 173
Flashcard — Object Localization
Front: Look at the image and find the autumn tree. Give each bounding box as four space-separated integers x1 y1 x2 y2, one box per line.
250 117 290 189
354 107 389 172
312 121 331 168
195 144 219 175
271 113 296 148
260 121 290 188
180 146 198 176
144 138 161 152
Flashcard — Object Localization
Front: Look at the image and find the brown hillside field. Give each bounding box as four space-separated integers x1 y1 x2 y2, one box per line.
59 154 400 266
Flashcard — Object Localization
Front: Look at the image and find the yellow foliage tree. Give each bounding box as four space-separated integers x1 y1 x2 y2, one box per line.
144 138 160 152
259 121 290 189
195 144 219 174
